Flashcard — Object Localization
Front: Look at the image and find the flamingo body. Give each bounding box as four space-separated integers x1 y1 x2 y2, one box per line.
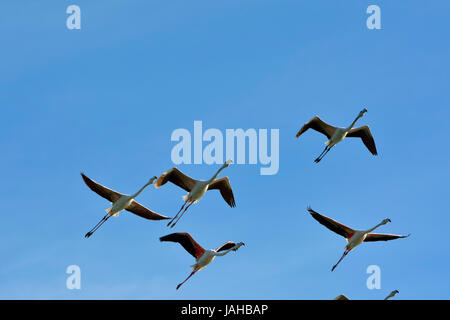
184 181 210 204
346 230 369 250
108 195 134 217
192 250 217 271
326 127 348 147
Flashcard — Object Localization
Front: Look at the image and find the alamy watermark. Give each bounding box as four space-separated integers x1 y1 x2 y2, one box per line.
66 5 81 30
366 5 381 30
66 265 81 290
170 121 279 175
366 265 381 289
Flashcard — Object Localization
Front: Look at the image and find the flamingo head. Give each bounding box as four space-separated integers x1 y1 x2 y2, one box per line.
233 242 245 251
148 176 158 185
382 218 391 225
359 108 368 117
223 159 233 167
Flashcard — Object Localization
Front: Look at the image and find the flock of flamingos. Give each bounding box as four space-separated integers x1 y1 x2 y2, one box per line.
81 108 410 298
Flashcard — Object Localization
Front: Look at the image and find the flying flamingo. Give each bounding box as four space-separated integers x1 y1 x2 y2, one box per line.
160 232 245 290
296 108 377 162
81 173 169 238
155 160 235 228
307 207 410 271
334 290 399 300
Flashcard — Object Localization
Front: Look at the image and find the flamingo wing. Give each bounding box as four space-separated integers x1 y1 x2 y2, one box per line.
125 201 170 220
296 116 337 139
364 233 410 242
208 177 236 207
346 125 378 155
334 294 350 300
160 233 205 259
307 207 354 239
216 241 236 252
81 173 123 202
154 168 197 192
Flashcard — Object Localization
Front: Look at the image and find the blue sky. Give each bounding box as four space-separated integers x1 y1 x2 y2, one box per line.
0 1 449 299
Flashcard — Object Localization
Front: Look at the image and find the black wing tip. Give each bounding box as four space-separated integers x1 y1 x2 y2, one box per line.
80 172 94 182
225 191 236 207
149 211 172 221
149 214 171 221
80 172 91 184
159 233 176 242
159 234 170 242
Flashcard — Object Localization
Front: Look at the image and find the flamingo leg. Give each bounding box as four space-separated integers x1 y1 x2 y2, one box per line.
85 214 111 238
331 250 349 271
314 147 328 163
176 270 197 290
315 146 332 163
170 202 194 228
167 200 188 227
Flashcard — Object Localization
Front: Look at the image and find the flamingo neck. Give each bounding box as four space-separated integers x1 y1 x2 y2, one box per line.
366 221 384 234
384 291 397 300
207 165 226 184
131 182 150 199
213 247 234 257
346 114 362 131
